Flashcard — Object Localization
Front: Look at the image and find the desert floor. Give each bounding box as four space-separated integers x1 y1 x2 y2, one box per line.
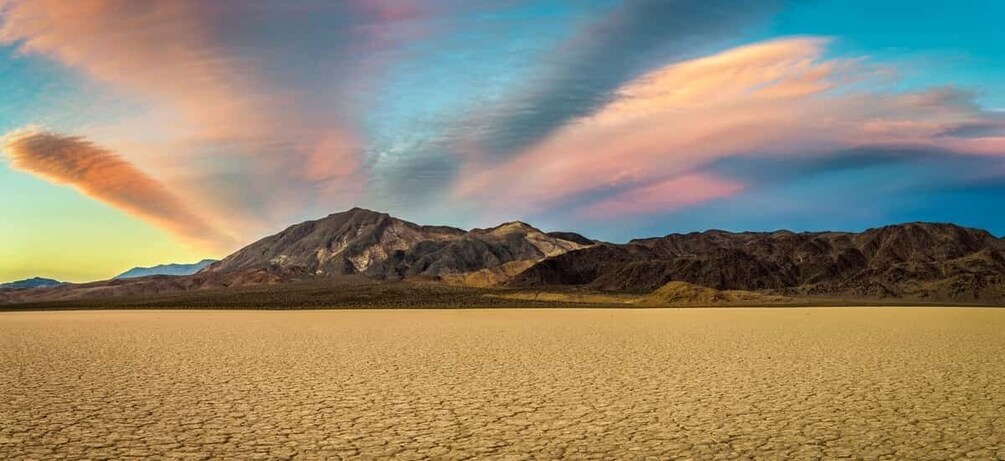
1 308 1003 459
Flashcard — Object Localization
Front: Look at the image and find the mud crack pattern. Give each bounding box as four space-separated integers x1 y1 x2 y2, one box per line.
1 308 1004 459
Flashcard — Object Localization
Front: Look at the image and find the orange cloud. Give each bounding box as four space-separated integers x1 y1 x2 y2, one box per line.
3 130 237 250
0 0 363 235
455 37 997 217
582 174 745 218
0 0 264 138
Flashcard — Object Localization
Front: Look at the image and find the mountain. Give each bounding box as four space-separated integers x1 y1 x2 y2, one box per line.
0 277 62 290
509 222 1005 301
2 210 1004 306
204 208 591 283
115 259 218 279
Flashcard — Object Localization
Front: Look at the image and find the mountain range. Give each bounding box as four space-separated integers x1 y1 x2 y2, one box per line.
0 277 62 290
115 259 218 279
510 223 1005 300
2 208 1003 306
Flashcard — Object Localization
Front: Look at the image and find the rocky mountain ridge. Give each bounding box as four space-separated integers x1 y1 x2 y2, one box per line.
2 209 1003 305
204 208 592 281
0 277 62 290
510 222 1005 301
115 259 218 279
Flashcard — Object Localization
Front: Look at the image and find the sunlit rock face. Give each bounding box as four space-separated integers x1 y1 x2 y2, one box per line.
204 208 591 283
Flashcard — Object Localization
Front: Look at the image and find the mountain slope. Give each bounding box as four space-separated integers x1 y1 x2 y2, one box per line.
640 281 790 306
204 208 591 281
0 277 62 290
3 212 1003 305
509 223 1005 301
115 259 218 279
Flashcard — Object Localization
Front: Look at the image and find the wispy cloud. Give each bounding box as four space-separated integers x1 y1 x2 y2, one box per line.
581 173 745 218
0 0 376 235
0 2 1001 242
3 130 236 249
455 37 1002 218
469 0 783 160
0 0 264 137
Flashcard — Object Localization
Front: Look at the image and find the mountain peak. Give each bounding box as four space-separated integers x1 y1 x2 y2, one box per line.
207 209 589 278
480 221 540 234
3 214 1003 304
331 207 388 218
0 277 62 290
115 259 218 280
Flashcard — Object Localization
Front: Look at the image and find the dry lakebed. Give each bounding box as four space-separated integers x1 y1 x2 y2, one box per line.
2 307 1003 459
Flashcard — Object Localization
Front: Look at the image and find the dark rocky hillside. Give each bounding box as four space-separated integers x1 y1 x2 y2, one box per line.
509 223 1005 301
3 210 1003 305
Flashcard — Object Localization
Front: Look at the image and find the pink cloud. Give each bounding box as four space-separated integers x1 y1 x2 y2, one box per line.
0 1 265 138
0 0 364 239
454 37 1001 217
582 174 745 219
350 0 428 23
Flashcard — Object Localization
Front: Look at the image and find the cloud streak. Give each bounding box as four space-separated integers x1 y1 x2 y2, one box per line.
470 0 783 160
455 37 1003 218
0 2 1001 243
3 130 236 250
0 0 375 235
0 0 262 137
582 173 745 218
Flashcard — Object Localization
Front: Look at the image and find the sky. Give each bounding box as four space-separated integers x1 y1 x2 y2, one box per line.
0 0 1003 283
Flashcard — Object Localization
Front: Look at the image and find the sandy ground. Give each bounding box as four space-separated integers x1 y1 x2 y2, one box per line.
1 308 1003 460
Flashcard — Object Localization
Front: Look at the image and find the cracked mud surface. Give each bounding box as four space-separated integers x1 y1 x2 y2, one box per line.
2 308 1003 459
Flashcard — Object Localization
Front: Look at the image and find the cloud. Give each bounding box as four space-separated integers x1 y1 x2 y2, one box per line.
3 130 236 250
0 0 371 234
348 0 428 23
469 0 783 160
0 0 262 138
642 146 1005 238
707 146 1005 197
353 1 785 222
454 37 1003 218
2 2 1001 238
581 173 745 218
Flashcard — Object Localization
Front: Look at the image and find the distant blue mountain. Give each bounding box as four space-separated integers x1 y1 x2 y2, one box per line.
114 259 217 279
0 277 63 290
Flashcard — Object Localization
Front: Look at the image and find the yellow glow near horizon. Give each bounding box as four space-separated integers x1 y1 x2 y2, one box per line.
1 167 215 283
